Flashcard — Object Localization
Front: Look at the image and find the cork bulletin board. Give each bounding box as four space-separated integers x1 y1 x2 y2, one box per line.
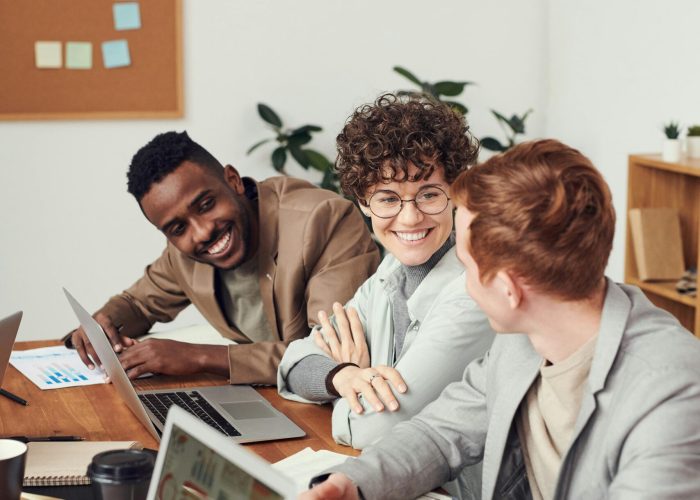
0 0 183 120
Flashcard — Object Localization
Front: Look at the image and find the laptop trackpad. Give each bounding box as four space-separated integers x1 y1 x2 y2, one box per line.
220 401 277 420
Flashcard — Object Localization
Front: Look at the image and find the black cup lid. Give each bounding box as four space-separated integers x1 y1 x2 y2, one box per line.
87 449 154 482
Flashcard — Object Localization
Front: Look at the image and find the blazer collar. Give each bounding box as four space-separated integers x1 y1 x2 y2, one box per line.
251 177 279 262
571 278 629 434
378 246 463 324
406 249 463 321
554 279 630 498
484 336 542 499
251 178 280 339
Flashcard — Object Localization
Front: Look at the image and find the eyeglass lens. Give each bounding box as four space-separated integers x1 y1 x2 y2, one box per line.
369 187 449 218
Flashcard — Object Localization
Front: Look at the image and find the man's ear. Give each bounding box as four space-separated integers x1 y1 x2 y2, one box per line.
223 165 245 194
495 270 523 309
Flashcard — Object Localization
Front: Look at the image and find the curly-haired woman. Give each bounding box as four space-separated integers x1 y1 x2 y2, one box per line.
277 94 495 454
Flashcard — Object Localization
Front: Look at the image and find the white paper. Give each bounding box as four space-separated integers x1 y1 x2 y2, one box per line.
272 447 452 499
273 447 349 493
138 323 237 346
10 345 106 390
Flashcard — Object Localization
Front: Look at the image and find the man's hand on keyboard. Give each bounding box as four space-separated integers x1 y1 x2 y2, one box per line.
117 339 228 379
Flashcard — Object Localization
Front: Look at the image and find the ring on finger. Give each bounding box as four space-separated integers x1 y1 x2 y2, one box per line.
368 373 381 384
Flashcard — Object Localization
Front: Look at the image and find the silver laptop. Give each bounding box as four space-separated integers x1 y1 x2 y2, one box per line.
63 288 305 443
147 405 296 500
0 312 23 386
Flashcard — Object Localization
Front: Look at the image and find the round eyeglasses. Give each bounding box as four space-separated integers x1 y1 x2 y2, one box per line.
365 186 451 219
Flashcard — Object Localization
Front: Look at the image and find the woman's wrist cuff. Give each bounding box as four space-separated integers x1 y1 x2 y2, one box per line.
325 362 358 397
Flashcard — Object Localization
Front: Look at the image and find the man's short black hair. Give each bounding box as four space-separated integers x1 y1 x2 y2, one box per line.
127 131 223 201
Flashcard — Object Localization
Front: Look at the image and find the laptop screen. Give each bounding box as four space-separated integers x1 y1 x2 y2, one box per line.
153 424 284 500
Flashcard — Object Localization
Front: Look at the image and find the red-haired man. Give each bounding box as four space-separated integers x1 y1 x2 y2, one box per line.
303 139 700 499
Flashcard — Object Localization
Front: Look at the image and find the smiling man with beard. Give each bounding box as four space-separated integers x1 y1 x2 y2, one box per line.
64 131 380 385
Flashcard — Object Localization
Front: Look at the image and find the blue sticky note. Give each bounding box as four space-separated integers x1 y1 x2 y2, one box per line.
113 2 141 31
102 40 131 69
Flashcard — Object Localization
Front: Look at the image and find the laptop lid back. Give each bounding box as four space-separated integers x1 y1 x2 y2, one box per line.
0 311 22 386
63 288 160 441
147 405 296 500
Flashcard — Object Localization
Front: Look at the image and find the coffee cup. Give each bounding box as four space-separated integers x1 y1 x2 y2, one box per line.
0 438 27 500
87 449 155 500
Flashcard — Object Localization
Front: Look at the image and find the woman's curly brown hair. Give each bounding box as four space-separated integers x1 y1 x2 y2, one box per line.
336 93 479 201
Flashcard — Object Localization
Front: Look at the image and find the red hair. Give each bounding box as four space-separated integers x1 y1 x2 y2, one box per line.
452 139 616 300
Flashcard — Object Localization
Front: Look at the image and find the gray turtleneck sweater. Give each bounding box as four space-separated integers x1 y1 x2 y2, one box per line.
285 235 455 402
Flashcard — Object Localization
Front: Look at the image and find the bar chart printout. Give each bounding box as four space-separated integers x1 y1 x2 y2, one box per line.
9 345 107 390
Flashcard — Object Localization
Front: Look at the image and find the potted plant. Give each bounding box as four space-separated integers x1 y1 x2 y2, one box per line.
687 125 700 159
662 121 682 162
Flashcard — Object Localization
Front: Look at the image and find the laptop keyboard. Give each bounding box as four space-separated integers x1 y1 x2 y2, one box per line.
138 391 241 437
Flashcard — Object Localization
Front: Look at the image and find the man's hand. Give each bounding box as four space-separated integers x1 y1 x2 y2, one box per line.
117 339 229 379
314 303 370 368
300 474 360 500
71 312 136 369
332 364 407 415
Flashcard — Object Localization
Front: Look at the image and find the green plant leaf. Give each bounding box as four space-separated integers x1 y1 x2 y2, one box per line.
288 145 311 169
444 101 468 115
303 149 333 172
491 110 519 134
258 103 283 128
433 81 472 97
509 110 533 134
246 138 272 155
480 137 506 152
287 131 313 147
393 66 422 86
509 115 525 134
292 125 323 134
320 169 339 192
491 109 511 127
272 146 287 172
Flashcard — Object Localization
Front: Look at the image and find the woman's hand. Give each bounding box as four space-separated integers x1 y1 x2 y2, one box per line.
332 364 407 414
314 303 370 368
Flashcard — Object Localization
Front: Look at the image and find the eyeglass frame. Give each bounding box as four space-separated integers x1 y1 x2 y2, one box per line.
363 185 452 219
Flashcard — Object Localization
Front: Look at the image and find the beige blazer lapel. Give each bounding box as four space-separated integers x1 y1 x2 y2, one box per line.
255 180 281 341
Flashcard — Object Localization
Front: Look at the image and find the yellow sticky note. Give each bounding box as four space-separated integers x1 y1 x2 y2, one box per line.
35 41 62 69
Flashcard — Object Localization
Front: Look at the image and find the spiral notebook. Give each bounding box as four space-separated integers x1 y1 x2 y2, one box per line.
23 440 142 486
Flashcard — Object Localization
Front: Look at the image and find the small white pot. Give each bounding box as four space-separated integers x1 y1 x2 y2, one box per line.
663 139 681 162
686 136 700 159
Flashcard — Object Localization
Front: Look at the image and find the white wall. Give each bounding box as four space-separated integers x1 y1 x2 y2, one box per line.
546 0 700 282
0 0 548 341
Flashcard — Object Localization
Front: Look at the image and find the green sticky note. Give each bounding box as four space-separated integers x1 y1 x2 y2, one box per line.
66 42 92 70
35 41 62 68
113 2 141 30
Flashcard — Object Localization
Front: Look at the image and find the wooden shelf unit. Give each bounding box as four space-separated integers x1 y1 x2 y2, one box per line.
625 154 700 337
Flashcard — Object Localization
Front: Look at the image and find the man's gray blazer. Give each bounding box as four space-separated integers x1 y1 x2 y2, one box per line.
329 280 700 499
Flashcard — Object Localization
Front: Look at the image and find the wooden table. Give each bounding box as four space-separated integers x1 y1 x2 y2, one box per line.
0 341 358 464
